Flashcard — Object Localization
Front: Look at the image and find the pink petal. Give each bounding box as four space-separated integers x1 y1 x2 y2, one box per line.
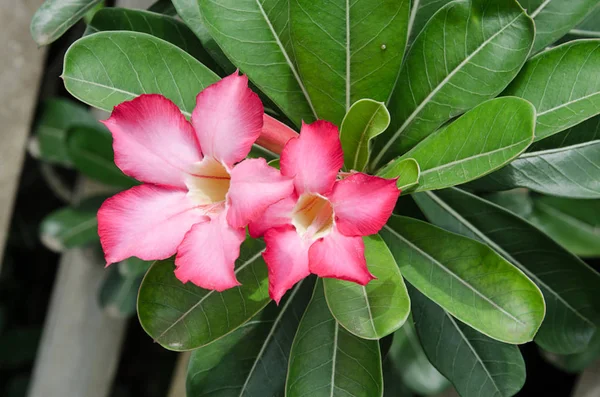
257 114 299 154
191 72 264 167
174 212 246 291
329 173 400 237
102 94 202 188
309 229 375 285
226 158 294 228
263 226 311 304
98 184 207 265
280 120 344 195
248 195 296 238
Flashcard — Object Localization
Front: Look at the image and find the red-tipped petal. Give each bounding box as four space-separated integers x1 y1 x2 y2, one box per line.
226 158 294 228
191 72 264 167
280 120 344 195
98 184 207 265
329 173 400 236
174 212 245 291
308 229 375 285
263 226 311 304
102 94 201 188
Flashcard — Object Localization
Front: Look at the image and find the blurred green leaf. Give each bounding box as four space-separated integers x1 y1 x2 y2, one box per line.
31 0 103 45
137 237 270 351
380 215 545 344
66 125 136 188
483 189 533 218
39 197 104 252
542 331 600 373
286 281 383 397
148 0 177 15
100 265 143 318
324 234 410 340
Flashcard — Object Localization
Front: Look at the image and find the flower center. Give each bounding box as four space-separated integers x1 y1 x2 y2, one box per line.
292 193 334 240
185 157 231 206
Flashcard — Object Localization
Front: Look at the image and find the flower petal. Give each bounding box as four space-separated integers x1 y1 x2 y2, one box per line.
263 226 311 304
227 158 294 228
330 173 400 236
102 94 202 188
98 184 207 265
248 195 296 238
191 72 264 166
280 120 344 195
174 212 246 291
309 230 375 285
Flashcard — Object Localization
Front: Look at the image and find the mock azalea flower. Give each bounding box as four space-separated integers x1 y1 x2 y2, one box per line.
249 121 401 303
98 72 293 291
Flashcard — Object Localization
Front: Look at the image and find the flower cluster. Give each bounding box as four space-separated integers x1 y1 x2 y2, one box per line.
98 72 400 303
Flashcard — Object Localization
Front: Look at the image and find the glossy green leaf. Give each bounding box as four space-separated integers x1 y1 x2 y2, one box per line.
414 188 600 354
529 196 600 258
39 197 104 252
99 265 144 318
85 8 221 73
378 97 535 192
171 0 236 74
148 0 178 15
373 0 534 165
520 0 599 53
286 281 383 397
63 31 220 116
504 40 600 141
32 99 99 167
379 215 545 344
197 0 316 126
409 285 526 397
483 189 534 218
567 5 600 39
387 321 450 396
67 125 136 188
31 0 102 45
394 158 421 192
468 140 600 198
137 237 270 351
324 235 410 340
407 0 454 45
340 99 391 172
187 279 313 396
290 0 410 124
542 331 600 373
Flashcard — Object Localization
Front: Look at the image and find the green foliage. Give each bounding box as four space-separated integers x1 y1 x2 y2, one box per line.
31 0 103 45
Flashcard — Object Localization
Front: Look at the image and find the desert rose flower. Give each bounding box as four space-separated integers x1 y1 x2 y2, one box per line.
98 72 293 291
250 120 401 303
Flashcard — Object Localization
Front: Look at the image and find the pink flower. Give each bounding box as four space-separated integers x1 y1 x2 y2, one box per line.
250 120 401 303
98 72 293 291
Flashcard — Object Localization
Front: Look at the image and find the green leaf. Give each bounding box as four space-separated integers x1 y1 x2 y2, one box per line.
148 0 178 15
197 0 316 126
568 5 600 39
63 31 220 115
377 97 535 192
542 331 600 373
32 99 99 167
394 158 421 192
413 188 600 354
409 285 526 397
187 279 313 396
286 281 383 397
379 215 545 344
407 0 453 45
171 0 236 74
30 0 103 45
529 196 600 258
467 140 600 198
520 0 599 53
85 8 221 73
118 257 152 278
483 189 534 218
290 0 410 125
387 321 450 396
39 197 104 252
340 99 391 172
324 235 410 340
99 265 143 318
67 125 136 188
504 40 600 141
373 0 534 165
137 237 270 351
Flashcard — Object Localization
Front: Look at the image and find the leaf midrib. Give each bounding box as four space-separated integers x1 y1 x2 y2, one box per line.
372 10 525 168
381 223 527 327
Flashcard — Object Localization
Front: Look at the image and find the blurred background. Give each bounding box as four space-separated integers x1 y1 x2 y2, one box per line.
0 1 599 396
